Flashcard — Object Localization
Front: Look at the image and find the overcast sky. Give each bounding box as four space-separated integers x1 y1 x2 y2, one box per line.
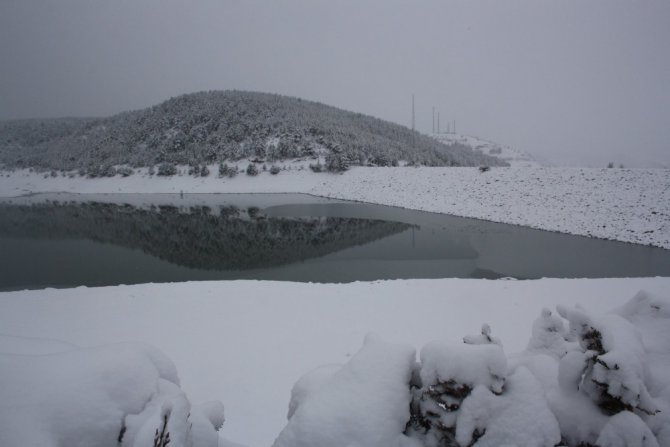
1 0 668 167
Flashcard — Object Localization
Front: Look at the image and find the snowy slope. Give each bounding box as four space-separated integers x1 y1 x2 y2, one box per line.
432 133 543 167
1 165 668 248
311 167 670 249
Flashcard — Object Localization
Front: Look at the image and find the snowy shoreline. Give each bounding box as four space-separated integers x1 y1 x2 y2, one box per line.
1 165 669 249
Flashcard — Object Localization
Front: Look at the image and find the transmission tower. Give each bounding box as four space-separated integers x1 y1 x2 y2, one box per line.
412 94 415 132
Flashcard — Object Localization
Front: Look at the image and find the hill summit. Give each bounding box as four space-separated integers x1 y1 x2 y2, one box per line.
432 133 542 167
0 90 506 172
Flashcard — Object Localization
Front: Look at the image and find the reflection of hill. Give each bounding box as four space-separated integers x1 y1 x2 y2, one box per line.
0 202 411 270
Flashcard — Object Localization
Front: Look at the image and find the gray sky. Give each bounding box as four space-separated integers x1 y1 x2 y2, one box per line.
1 0 669 167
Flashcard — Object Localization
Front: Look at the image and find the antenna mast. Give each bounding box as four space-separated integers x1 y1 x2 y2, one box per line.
412 94 415 132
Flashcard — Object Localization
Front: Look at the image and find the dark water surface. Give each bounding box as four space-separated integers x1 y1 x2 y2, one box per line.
1 193 668 290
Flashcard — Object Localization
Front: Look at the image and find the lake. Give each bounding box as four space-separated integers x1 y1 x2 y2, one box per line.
1 193 668 290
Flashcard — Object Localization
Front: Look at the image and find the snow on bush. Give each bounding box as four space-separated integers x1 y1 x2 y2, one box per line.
596 411 659 447
0 342 225 447
462 324 502 346
272 334 420 447
419 342 507 395
526 308 572 358
276 291 670 447
2 290 668 447
407 341 507 445
455 367 560 447
557 304 657 415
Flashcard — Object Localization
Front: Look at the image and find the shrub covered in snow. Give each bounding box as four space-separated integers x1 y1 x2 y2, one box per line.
157 162 177 176
218 162 237 178
0 342 226 447
556 303 657 416
324 147 350 172
2 290 668 447
245 163 259 176
406 341 509 446
308 162 323 172
117 166 134 177
274 291 670 447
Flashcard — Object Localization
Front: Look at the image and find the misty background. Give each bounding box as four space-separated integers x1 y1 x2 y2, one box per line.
1 0 668 168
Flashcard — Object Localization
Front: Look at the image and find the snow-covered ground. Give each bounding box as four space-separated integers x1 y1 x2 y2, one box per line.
1 278 669 446
1 165 668 248
432 132 544 167
312 167 670 249
1 165 670 445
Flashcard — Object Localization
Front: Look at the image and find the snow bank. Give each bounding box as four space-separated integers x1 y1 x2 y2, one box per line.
1 166 668 248
0 342 225 447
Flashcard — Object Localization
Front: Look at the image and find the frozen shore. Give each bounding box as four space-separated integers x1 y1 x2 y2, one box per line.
1 165 668 248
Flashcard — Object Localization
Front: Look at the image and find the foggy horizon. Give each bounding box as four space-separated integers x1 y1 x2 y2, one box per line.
1 0 669 167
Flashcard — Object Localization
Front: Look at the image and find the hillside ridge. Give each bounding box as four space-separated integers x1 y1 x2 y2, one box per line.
431 132 542 167
0 90 506 172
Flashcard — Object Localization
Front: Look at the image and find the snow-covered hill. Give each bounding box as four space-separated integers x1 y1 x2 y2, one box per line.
432 133 543 167
0 91 505 172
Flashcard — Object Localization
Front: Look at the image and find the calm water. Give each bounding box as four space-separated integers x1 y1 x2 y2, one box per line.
1 193 669 290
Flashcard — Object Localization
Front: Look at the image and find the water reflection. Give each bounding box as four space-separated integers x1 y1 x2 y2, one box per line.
0 193 668 290
0 201 411 271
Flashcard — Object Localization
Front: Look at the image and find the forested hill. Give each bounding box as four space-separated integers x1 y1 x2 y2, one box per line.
0 90 506 171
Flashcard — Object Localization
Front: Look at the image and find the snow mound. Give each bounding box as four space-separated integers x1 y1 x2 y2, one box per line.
272 333 419 447
456 367 561 447
596 411 659 447
0 342 225 447
286 363 342 420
